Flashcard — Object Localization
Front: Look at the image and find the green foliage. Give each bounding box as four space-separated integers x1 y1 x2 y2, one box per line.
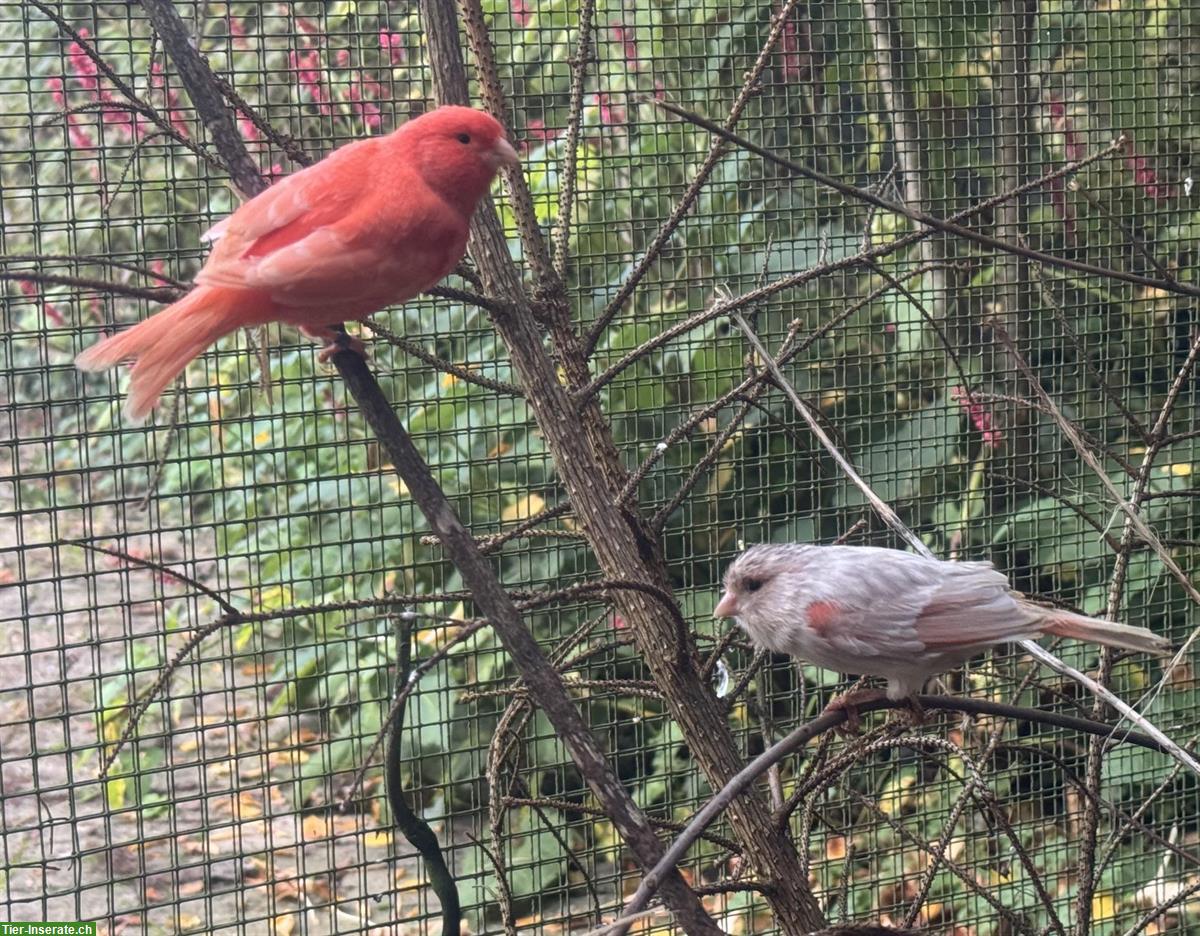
4 0 1199 931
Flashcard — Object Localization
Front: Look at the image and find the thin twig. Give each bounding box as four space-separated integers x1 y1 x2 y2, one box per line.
3 270 181 304
1068 177 1175 282
585 0 809 354
654 101 1200 300
362 320 523 396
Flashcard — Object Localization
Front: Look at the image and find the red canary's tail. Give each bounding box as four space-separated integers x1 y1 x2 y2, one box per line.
1036 606 1172 656
75 286 255 424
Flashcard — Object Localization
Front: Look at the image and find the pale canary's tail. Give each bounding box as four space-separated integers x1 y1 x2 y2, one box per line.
76 286 257 424
1036 606 1172 656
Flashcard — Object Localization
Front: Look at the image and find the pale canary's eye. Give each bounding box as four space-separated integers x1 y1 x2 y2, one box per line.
743 578 763 593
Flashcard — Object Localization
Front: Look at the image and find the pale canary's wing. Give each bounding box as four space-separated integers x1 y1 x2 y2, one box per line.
801 549 1039 662
909 561 1043 648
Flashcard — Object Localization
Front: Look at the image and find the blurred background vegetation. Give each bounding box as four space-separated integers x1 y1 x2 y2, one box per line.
2 0 1198 932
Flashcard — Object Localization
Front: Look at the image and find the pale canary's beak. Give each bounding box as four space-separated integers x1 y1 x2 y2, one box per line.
713 591 739 619
491 137 520 168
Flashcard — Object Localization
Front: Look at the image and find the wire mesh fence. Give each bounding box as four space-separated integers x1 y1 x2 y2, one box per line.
2 0 1198 934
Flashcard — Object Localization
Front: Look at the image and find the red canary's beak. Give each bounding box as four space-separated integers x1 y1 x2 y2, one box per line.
491 137 520 168
713 591 739 619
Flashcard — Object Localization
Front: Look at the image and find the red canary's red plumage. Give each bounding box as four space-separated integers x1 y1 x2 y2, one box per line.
75 105 519 422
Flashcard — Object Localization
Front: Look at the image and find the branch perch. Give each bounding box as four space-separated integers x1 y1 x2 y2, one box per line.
139 1 721 932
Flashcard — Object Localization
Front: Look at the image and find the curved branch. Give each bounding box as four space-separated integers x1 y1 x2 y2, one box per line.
621 694 1176 920
384 615 461 936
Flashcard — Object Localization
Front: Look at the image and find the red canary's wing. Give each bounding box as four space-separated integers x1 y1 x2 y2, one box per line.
194 139 458 309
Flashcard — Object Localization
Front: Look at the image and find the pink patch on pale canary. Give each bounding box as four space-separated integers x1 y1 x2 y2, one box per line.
806 600 842 637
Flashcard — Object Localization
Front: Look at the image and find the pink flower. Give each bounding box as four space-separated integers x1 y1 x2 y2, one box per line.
951 387 1001 446
379 29 406 65
1047 99 1083 161
17 280 66 327
289 49 331 113
778 19 804 81
348 80 382 131
511 0 532 27
228 16 250 50
520 118 558 152
610 24 638 68
335 48 351 67
66 29 100 95
54 29 143 142
295 17 320 35
239 114 262 143
1125 144 1167 201
594 92 625 126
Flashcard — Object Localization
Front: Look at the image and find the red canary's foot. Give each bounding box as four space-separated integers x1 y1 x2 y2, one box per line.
824 688 888 736
301 325 368 362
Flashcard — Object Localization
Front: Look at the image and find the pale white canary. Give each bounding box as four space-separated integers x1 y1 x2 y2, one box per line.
715 544 1171 701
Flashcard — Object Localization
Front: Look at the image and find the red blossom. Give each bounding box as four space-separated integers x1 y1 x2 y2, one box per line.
335 48 351 67
594 92 625 126
520 118 558 152
17 280 66 327
228 15 250 50
1047 98 1083 161
289 48 331 113
950 386 1001 446
779 19 803 81
239 115 262 143
379 28 406 65
52 29 147 144
511 0 532 27
348 80 382 131
1125 145 1168 201
610 24 639 68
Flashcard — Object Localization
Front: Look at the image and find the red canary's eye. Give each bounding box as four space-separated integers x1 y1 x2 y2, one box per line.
743 578 763 593
455 133 471 144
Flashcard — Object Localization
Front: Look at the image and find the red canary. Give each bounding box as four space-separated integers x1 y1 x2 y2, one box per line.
716 544 1171 703
75 105 519 423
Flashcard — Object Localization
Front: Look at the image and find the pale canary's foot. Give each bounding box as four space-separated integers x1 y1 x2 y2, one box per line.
888 694 926 729
824 688 887 737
